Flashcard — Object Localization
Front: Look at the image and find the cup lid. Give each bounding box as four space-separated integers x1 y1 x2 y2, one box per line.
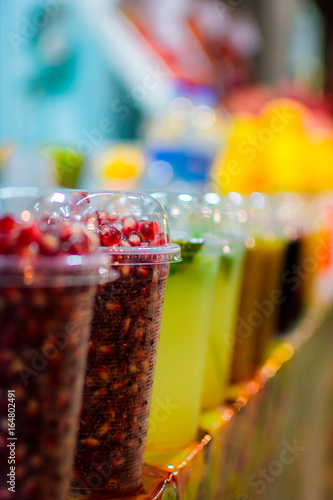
0 187 119 285
205 191 283 242
151 192 225 254
76 191 181 265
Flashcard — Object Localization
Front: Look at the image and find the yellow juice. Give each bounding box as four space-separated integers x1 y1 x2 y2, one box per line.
230 238 285 384
253 239 286 368
147 244 220 451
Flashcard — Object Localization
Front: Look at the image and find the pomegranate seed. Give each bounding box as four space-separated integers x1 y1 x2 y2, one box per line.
39 233 60 256
99 423 111 436
61 231 90 255
98 367 109 382
123 317 131 334
156 232 170 246
98 345 115 355
137 267 149 278
122 216 138 238
113 432 127 443
16 225 43 254
110 451 126 468
107 406 116 419
139 221 161 242
106 302 122 312
100 224 122 247
112 380 128 390
140 360 149 372
0 215 17 233
121 265 134 278
94 388 108 398
82 438 99 448
136 373 148 384
126 438 140 449
120 235 132 247
128 232 141 246
97 211 118 225
0 238 14 254
129 383 139 395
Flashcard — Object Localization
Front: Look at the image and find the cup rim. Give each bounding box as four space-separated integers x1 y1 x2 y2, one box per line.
0 243 181 269
0 252 110 270
98 242 181 264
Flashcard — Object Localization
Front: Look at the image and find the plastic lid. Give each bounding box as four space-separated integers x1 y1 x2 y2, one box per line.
151 192 224 253
204 192 247 238
204 191 282 243
270 192 315 240
76 191 181 265
0 187 112 286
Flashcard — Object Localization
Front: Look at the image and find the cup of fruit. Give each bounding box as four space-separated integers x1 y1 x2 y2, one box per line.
0 187 109 500
70 192 181 497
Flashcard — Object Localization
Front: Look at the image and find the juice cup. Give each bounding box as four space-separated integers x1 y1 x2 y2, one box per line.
311 193 333 304
146 193 222 451
0 188 104 500
251 238 285 369
272 193 316 334
70 192 180 497
227 193 287 385
201 193 246 410
201 235 245 409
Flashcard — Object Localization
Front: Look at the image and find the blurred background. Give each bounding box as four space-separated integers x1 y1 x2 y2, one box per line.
1 0 333 194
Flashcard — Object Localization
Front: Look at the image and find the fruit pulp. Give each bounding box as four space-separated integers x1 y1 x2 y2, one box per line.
201 238 245 410
146 245 220 451
72 263 169 496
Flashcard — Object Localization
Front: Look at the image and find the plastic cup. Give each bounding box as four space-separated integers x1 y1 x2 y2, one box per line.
273 193 324 333
70 192 180 497
201 193 246 409
146 193 222 451
0 188 105 500
309 192 333 304
226 193 287 385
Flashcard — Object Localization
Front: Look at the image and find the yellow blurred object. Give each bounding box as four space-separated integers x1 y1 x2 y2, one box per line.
0 145 12 166
96 144 145 190
212 98 333 194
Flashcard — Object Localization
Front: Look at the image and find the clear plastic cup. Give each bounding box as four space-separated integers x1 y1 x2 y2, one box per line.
310 192 333 304
201 193 246 410
70 192 180 496
273 193 324 333
0 187 106 500
146 193 223 451
228 193 287 385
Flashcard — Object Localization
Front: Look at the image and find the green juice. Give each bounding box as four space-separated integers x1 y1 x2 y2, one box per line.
147 242 220 451
201 237 245 410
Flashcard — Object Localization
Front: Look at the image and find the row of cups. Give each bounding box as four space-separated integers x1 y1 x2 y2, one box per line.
0 187 331 500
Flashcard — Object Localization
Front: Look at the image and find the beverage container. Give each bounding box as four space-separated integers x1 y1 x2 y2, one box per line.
70 192 180 496
201 193 246 410
146 193 222 451
311 192 333 304
228 193 287 384
0 187 104 500
272 193 322 334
